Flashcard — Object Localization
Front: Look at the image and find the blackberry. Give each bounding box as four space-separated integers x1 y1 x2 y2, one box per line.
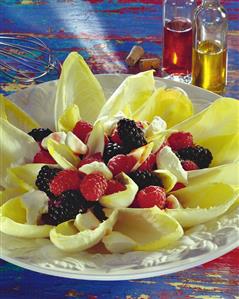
103 142 128 163
117 118 147 150
129 170 163 190
35 165 61 197
46 190 88 225
28 128 52 142
176 146 213 169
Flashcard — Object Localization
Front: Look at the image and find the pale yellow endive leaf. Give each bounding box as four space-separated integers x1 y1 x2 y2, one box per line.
47 139 80 169
0 197 52 238
55 52 105 129
50 209 118 252
99 173 138 208
5 164 47 190
0 186 28 206
172 98 239 166
97 70 155 122
167 183 238 227
111 207 183 252
58 104 81 132
188 162 239 188
87 120 105 156
153 169 177 192
0 94 39 132
0 118 39 187
134 87 193 127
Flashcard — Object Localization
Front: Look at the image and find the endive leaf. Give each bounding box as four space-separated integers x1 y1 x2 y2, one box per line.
87 120 105 156
58 104 81 132
167 183 238 227
97 70 155 121
50 209 118 252
134 87 193 127
109 207 183 252
47 139 80 169
55 52 105 129
0 118 39 187
100 173 139 208
5 164 46 190
172 98 239 166
153 169 177 192
0 196 52 238
188 162 239 188
0 186 29 206
102 231 138 253
130 142 154 171
0 94 39 132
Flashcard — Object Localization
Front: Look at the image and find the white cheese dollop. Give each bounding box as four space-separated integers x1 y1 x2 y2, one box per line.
100 112 126 135
156 146 188 185
144 116 167 138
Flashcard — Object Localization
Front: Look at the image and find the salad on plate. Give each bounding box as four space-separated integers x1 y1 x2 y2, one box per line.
0 52 238 254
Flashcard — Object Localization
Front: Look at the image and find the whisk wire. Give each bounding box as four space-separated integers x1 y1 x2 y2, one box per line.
0 33 59 83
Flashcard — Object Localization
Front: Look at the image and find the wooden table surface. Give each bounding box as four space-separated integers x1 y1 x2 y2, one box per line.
0 1 238 298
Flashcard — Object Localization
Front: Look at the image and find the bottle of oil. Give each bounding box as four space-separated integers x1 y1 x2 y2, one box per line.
192 0 227 94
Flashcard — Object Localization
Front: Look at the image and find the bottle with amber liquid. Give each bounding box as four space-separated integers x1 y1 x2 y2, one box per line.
162 0 196 82
192 0 228 94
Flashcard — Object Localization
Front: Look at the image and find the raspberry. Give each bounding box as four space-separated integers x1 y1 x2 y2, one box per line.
49 170 83 196
80 173 108 201
117 118 147 150
168 132 194 151
176 145 213 169
28 128 52 142
110 128 123 145
72 120 93 143
46 190 88 225
33 150 56 164
103 142 128 163
129 170 163 190
138 153 156 171
135 186 166 209
104 135 110 146
78 153 102 168
35 166 61 197
105 179 126 195
171 182 185 191
107 154 137 176
181 160 199 171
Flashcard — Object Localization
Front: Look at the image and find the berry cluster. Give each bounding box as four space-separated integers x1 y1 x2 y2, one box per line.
32 117 213 226
36 165 124 225
167 132 213 170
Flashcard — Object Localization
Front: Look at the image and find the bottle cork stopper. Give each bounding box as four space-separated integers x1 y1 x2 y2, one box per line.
139 58 160 71
125 45 144 66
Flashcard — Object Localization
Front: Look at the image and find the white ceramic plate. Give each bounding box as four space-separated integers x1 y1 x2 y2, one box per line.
1 74 239 281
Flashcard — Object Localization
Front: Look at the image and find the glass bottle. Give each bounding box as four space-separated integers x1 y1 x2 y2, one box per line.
162 0 196 82
192 0 228 94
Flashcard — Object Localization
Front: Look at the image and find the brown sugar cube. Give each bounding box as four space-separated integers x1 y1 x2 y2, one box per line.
125 45 144 66
139 58 160 71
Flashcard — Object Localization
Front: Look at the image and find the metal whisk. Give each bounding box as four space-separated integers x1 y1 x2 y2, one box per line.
0 33 60 83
